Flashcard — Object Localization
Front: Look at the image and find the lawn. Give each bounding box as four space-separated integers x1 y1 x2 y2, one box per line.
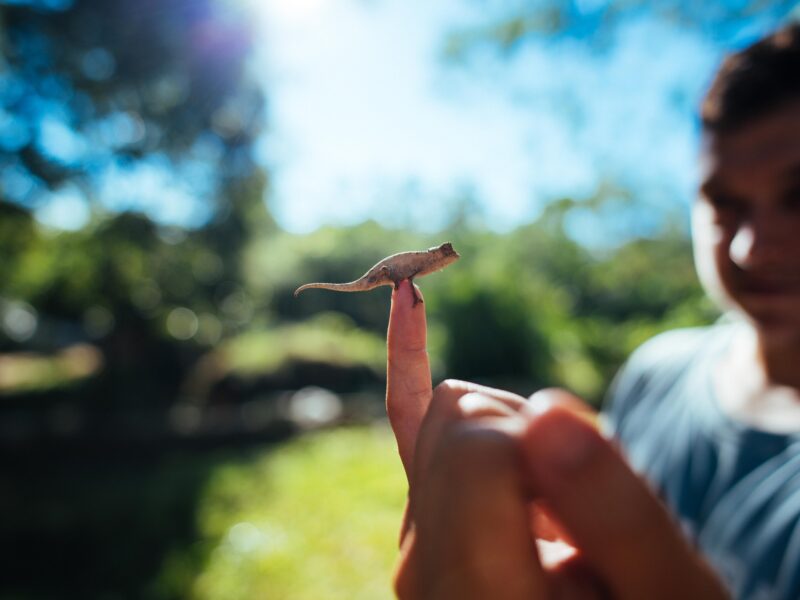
181 425 407 599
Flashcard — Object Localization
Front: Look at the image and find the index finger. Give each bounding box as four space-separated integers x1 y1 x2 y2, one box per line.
386 279 433 479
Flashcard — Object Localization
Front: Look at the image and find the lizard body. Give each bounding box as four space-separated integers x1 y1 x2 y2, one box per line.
293 242 460 305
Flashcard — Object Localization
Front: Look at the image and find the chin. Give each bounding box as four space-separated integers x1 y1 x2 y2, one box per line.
754 325 800 348
718 285 800 337
737 304 800 344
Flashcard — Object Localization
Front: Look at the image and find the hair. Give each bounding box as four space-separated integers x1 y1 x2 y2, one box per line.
701 21 800 133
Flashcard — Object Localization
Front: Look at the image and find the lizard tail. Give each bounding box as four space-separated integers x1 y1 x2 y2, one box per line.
293 282 371 297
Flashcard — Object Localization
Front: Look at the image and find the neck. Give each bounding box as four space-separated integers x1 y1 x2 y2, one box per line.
749 325 800 389
715 324 800 433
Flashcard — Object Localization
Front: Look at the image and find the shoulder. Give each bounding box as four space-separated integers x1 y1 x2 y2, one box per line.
617 326 718 385
625 326 717 377
603 325 727 432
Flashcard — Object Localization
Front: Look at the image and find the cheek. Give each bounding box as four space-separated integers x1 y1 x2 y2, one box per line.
691 204 735 298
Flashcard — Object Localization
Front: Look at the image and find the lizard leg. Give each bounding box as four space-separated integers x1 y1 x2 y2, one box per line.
408 275 424 306
380 266 402 290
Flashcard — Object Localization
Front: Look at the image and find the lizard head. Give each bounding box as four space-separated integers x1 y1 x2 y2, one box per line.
435 242 460 264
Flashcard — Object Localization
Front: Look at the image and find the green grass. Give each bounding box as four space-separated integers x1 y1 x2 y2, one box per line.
180 425 407 599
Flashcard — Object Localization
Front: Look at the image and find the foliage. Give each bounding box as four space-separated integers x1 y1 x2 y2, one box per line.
1 0 263 193
258 203 718 402
0 198 273 410
1 188 717 409
443 0 799 59
0 0 272 410
219 312 386 378
437 271 553 391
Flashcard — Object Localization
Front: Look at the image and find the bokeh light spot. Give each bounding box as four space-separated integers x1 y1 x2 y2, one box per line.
81 47 116 81
1 301 38 343
167 307 200 340
287 386 343 428
35 184 90 231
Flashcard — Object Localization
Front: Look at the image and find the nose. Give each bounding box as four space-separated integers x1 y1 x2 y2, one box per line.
729 216 788 270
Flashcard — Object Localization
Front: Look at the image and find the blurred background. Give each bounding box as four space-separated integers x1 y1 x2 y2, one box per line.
1 0 797 597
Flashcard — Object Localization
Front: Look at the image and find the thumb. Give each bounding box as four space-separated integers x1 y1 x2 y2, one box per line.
520 390 728 600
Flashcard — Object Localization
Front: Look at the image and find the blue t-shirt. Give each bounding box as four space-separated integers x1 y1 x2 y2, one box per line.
605 325 800 600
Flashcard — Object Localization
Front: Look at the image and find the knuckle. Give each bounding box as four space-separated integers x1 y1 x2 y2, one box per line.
434 378 468 394
430 379 470 415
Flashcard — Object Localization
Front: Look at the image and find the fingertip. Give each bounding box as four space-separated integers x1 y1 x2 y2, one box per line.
526 388 585 413
524 388 601 431
390 280 408 311
391 280 424 307
522 405 602 476
388 280 427 348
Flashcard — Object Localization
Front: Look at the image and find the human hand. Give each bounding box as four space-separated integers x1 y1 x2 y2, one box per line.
394 383 729 599
385 278 572 543
385 283 727 599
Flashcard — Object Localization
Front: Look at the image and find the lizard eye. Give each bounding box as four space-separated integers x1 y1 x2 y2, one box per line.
367 276 376 284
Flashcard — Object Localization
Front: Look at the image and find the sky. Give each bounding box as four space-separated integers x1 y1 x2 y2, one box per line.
245 0 728 238
21 0 794 238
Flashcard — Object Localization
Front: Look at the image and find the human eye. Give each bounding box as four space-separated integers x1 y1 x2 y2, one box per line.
702 192 747 216
780 188 800 212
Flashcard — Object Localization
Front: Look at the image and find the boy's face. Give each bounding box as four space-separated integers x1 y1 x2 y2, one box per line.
693 99 800 340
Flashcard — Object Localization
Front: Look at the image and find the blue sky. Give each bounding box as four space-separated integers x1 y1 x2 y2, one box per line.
23 0 795 237
247 0 728 237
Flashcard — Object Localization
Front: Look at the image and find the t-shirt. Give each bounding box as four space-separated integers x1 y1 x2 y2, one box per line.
605 325 800 600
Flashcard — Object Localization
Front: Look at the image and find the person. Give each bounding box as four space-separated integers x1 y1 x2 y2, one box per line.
384 22 800 600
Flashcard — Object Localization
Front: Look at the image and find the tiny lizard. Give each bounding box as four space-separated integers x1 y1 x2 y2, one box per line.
294 242 460 305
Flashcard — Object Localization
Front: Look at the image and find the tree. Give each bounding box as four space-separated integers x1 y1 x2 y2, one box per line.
444 0 798 59
0 0 272 398
1 0 264 203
